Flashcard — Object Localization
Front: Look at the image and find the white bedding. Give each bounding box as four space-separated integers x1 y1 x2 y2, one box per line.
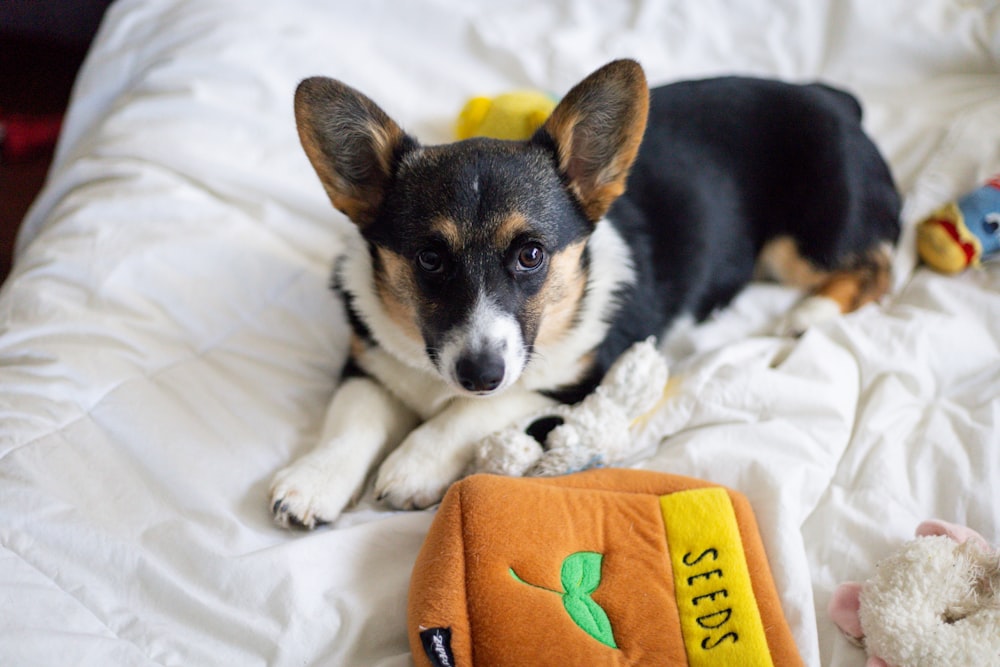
2 1 998 665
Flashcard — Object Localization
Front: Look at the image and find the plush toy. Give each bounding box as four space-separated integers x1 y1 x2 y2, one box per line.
916 175 1000 274
829 519 1000 667
455 90 557 141
471 338 670 478
408 469 804 666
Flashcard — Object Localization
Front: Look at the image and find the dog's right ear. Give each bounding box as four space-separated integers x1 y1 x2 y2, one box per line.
294 77 415 228
536 59 649 223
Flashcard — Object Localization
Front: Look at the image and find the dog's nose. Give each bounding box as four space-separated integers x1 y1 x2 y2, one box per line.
455 352 505 393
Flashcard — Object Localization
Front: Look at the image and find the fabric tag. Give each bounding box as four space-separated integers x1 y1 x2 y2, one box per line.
419 627 456 667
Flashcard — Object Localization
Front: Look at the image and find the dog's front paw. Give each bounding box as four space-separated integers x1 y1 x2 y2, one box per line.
269 460 356 530
373 446 465 511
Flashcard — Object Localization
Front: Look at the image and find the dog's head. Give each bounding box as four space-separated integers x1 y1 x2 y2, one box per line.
295 60 648 396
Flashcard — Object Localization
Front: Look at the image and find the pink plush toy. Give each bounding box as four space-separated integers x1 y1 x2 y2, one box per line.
829 520 1000 667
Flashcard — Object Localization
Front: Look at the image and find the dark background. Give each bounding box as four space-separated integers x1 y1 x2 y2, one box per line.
0 0 113 282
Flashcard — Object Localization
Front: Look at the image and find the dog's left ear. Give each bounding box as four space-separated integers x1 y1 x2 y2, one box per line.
537 59 649 222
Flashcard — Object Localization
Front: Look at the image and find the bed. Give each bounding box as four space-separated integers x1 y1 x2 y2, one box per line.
2 0 998 664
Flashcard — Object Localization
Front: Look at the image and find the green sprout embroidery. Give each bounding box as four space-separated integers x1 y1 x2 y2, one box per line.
509 551 618 649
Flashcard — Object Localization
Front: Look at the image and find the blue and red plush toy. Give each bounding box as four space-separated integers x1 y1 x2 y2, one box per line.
917 176 1000 273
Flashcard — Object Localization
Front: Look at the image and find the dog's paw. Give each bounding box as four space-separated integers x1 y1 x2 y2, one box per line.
373 446 465 511
269 461 355 530
777 295 841 337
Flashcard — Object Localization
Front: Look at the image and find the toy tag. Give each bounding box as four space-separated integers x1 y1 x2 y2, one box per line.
419 627 456 667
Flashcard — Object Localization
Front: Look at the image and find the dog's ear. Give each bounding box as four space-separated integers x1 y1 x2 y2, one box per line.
537 59 649 222
294 77 415 228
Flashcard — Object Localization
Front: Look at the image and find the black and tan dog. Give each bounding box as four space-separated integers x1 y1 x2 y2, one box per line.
270 60 899 528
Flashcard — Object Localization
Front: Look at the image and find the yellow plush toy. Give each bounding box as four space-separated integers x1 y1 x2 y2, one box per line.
455 90 557 141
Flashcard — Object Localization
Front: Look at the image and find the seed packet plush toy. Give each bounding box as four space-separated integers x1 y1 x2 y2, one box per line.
829 519 1000 667
408 469 803 666
916 176 1000 273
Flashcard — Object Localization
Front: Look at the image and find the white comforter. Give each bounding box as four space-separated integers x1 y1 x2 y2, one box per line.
2 1 998 665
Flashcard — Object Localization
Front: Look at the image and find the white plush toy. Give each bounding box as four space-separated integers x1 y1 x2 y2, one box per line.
829 519 1000 667
471 338 669 477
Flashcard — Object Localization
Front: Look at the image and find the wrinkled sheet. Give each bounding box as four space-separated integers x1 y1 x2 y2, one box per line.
2 0 998 665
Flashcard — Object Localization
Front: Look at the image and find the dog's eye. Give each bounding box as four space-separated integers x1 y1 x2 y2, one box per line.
416 249 445 274
516 243 545 272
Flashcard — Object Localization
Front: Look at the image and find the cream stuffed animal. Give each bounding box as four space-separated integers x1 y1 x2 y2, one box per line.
471 338 669 477
829 519 1000 667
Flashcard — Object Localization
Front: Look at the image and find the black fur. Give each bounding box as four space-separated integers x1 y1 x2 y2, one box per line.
325 74 900 404
364 140 591 363
550 76 901 402
278 64 903 522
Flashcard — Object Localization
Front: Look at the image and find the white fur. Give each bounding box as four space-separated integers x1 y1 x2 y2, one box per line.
474 338 667 477
270 376 419 528
338 232 438 377
373 389 555 509
437 293 526 394
522 220 636 390
777 294 842 336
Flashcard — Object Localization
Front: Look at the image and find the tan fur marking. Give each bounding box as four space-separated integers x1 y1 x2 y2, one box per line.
430 217 462 250
349 333 368 361
545 109 579 176
533 241 588 347
367 120 404 178
546 106 646 222
757 236 830 289
293 77 406 228
758 237 893 314
542 60 650 222
373 248 423 343
296 126 360 220
813 247 893 314
495 212 531 250
814 274 863 313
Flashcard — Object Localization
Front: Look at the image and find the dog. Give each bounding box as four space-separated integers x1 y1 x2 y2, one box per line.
270 59 900 528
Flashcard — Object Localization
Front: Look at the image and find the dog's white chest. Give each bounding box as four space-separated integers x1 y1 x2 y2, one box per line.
357 347 457 420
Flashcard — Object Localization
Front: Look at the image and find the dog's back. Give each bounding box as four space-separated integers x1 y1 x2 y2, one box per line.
571 77 901 402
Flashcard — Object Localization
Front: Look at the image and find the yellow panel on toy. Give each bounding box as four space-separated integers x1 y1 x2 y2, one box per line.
455 91 558 141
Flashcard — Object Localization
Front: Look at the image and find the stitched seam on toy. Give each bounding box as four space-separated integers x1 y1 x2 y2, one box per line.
458 483 476 667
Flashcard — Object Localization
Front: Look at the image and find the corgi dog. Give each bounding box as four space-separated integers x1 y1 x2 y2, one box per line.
270 59 900 528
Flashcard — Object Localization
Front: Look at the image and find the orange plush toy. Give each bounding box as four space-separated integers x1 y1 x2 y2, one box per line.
408 469 802 666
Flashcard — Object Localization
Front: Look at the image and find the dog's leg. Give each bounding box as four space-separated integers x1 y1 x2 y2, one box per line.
270 376 419 529
808 251 893 315
782 252 893 334
763 238 893 335
374 390 557 510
